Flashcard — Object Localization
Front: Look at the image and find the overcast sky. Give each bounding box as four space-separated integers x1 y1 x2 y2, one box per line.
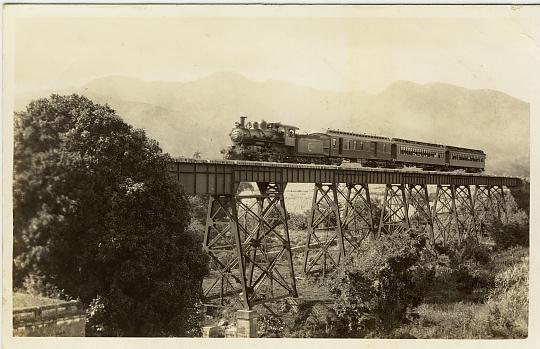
6 5 540 101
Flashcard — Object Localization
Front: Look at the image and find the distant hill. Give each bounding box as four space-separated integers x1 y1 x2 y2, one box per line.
15 72 530 177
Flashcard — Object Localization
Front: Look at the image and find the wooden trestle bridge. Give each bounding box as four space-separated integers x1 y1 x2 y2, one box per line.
169 158 523 310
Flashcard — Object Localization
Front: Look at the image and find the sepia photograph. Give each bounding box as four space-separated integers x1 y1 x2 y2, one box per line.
2 3 538 347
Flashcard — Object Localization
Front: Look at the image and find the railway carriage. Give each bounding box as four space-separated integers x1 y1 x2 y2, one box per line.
392 138 446 171
326 130 392 166
225 117 486 173
446 146 486 172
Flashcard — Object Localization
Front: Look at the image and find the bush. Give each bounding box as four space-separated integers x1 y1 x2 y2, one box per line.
453 261 494 295
286 302 344 338
509 180 529 216
397 247 528 339
434 236 492 266
329 229 429 337
258 314 286 337
13 95 208 336
187 195 209 235
431 237 494 301
486 255 528 338
489 220 529 249
288 210 309 231
487 188 529 249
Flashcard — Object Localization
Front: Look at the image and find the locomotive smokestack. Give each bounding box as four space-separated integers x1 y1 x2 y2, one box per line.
239 116 247 128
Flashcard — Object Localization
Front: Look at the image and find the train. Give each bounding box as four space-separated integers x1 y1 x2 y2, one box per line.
224 116 486 173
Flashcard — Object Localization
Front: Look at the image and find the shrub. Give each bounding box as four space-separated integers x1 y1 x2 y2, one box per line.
509 180 529 216
398 247 528 339
258 314 286 337
286 302 343 338
288 210 309 231
329 229 429 337
486 255 528 338
453 261 494 295
431 237 494 301
489 219 529 250
487 188 529 249
434 236 492 266
187 195 209 235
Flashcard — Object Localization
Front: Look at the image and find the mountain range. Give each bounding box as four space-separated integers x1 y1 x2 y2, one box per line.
15 72 530 177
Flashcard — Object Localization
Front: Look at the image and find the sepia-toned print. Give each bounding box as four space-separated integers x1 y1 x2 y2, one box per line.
3 4 535 345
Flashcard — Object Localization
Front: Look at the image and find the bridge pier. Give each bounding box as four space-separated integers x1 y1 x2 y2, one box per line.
378 184 410 235
473 185 494 238
473 185 508 237
406 184 435 245
203 182 297 309
340 183 375 249
489 185 508 224
303 183 344 276
432 185 460 246
303 182 374 275
454 185 477 242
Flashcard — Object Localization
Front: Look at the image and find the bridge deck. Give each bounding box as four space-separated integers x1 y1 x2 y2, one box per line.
169 158 522 195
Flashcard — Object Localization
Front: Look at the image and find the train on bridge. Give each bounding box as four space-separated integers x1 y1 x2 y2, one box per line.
225 116 486 173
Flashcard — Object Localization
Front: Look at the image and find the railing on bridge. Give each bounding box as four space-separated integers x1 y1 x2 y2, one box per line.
169 158 523 310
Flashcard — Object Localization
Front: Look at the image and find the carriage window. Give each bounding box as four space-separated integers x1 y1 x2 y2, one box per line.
349 140 354 150
332 138 337 148
344 140 349 150
383 144 387 152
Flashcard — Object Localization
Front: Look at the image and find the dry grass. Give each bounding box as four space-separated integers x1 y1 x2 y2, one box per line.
396 246 529 339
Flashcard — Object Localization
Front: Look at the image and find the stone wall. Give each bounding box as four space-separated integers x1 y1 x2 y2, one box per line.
13 300 86 336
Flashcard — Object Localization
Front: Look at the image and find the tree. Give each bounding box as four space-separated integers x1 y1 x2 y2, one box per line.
13 94 208 336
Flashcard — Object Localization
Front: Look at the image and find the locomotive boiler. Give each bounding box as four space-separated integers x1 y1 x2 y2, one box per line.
225 116 486 173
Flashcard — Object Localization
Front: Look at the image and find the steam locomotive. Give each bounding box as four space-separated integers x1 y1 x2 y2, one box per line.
225 116 486 173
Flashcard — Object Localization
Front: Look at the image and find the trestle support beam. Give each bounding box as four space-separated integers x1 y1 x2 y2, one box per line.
303 183 374 275
203 182 297 309
202 181 512 306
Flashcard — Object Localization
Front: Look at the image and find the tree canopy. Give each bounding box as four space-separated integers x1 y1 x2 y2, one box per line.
13 94 208 336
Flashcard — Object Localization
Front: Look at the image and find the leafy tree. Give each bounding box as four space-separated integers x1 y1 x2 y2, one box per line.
13 94 208 336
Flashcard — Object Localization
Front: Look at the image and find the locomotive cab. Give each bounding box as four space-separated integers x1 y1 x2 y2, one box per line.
283 126 297 146
266 122 298 147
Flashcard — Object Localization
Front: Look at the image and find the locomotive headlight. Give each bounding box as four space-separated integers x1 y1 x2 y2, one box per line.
230 128 245 143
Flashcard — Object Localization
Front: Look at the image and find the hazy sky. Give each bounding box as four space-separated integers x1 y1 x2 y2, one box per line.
6 5 540 101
